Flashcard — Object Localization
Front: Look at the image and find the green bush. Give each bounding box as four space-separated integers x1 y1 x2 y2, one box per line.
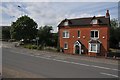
31 45 38 49
24 44 43 50
44 47 57 52
57 46 60 52
108 52 120 57
24 44 32 49
24 44 36 49
37 45 43 50
23 44 57 52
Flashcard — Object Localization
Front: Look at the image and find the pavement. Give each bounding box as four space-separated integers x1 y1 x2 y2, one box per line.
2 41 120 78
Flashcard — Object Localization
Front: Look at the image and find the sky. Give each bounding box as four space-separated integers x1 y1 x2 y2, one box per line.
0 1 119 33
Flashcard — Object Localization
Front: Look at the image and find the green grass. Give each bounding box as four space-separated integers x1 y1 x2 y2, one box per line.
23 44 57 52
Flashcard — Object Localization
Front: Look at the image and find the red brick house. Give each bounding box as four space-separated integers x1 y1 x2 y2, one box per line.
58 10 110 57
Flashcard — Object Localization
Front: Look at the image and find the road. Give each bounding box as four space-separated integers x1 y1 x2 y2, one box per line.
2 42 120 78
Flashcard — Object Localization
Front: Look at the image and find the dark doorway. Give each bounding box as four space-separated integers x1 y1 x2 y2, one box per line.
75 45 80 54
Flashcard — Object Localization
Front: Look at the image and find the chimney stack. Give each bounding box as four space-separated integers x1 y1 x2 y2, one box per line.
105 10 110 18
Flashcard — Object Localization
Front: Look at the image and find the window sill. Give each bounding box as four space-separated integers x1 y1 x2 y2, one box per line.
63 37 69 38
90 38 99 40
89 51 98 53
64 48 68 50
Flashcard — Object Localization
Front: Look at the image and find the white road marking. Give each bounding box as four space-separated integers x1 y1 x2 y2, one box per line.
91 65 110 70
100 72 119 78
37 55 119 71
9 50 120 72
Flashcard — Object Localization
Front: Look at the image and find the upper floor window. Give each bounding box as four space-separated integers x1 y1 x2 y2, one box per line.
91 30 99 39
63 31 69 38
77 30 80 38
92 19 97 24
64 21 68 26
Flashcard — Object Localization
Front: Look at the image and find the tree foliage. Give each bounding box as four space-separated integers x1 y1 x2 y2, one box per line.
10 15 38 40
110 18 120 48
38 26 58 47
37 25 56 47
2 26 11 40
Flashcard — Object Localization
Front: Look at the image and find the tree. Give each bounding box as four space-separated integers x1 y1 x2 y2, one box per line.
51 33 58 47
110 18 120 48
37 25 53 46
2 26 11 40
10 15 38 41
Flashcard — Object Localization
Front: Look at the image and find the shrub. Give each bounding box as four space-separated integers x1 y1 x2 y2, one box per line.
24 44 43 50
107 52 120 57
37 45 43 50
44 47 57 52
24 44 32 49
31 45 38 49
8 39 16 42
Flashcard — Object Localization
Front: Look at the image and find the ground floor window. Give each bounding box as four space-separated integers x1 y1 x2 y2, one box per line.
64 42 68 49
89 43 100 53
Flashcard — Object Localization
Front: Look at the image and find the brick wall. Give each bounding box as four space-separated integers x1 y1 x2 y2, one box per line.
59 25 109 56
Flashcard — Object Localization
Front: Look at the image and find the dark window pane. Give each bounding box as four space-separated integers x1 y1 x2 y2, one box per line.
91 44 96 51
91 31 94 37
95 31 98 37
64 43 68 49
63 32 65 37
78 30 80 37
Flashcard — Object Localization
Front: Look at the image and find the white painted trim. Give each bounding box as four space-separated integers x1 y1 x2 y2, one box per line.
90 30 99 39
64 42 68 49
64 21 68 26
89 43 100 53
91 19 98 24
73 41 81 54
62 30 70 38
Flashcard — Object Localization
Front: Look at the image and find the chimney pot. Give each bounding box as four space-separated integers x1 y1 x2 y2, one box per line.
106 10 110 18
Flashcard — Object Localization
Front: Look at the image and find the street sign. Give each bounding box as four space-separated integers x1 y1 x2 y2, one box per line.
36 37 39 40
36 37 39 46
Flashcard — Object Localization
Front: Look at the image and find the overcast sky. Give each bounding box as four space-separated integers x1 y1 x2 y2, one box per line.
1 0 119 33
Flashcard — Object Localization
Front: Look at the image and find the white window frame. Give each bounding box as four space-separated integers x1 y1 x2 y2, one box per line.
92 19 98 24
89 43 100 53
63 31 69 38
64 21 68 26
64 42 68 49
90 30 99 39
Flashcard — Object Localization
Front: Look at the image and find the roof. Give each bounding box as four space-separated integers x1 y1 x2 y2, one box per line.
88 39 101 43
58 16 110 27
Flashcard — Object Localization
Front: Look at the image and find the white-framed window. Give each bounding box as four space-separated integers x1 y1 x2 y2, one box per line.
91 30 99 39
89 43 100 53
92 19 98 24
64 42 68 49
64 21 68 26
77 30 80 38
63 31 69 38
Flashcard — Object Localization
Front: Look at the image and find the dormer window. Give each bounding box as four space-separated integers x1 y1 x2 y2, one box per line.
92 19 98 24
64 21 68 26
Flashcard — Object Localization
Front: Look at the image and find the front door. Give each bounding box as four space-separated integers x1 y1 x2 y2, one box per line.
74 41 81 54
75 45 80 54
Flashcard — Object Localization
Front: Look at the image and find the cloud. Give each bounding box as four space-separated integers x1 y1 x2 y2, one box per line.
1 0 119 2
1 2 118 33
